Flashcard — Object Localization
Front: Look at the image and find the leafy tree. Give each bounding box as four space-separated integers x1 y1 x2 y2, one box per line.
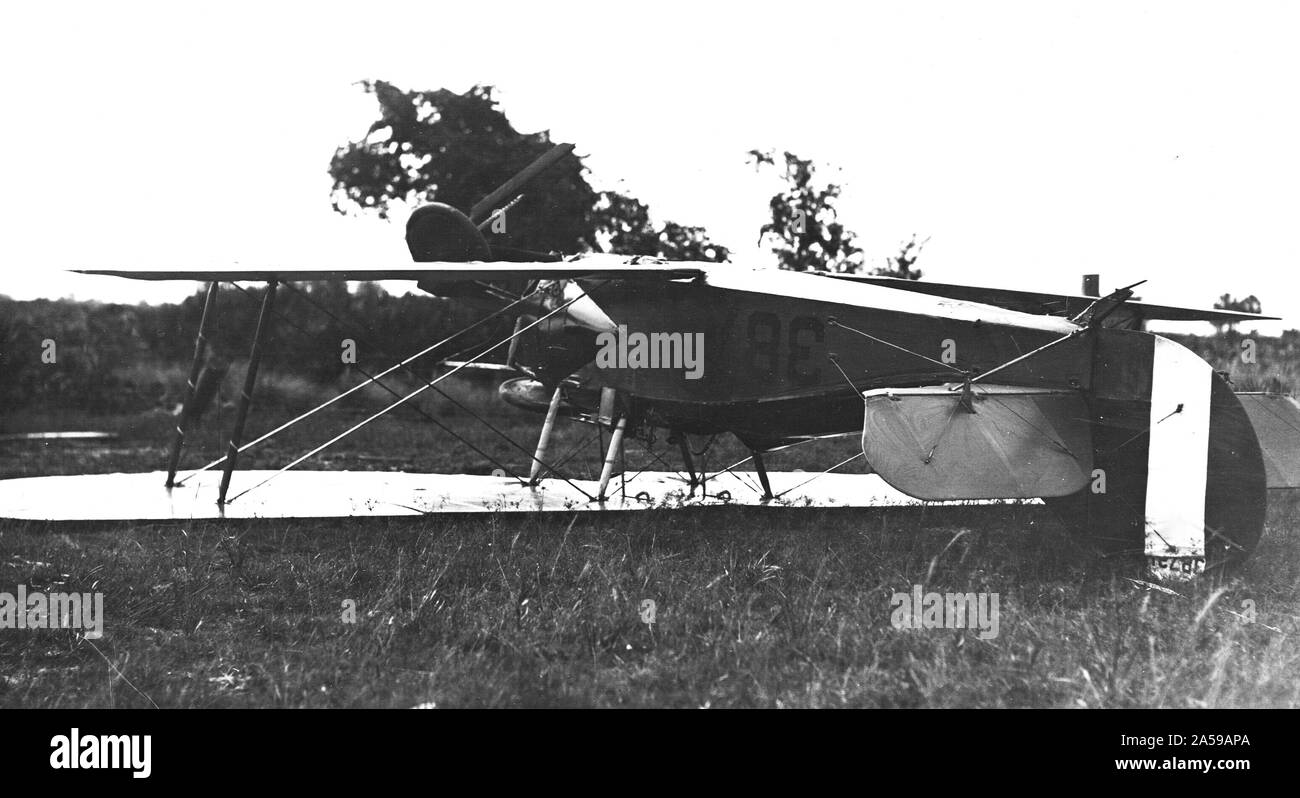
873 235 928 280
657 221 728 262
329 82 727 261
1213 293 1262 333
1214 293 1262 315
588 192 728 262
748 150 863 272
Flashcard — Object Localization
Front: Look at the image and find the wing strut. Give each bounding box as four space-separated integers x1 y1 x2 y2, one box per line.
166 280 220 487
218 281 278 506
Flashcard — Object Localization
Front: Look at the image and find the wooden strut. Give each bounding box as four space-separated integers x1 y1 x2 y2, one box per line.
752 450 774 501
505 314 532 370
529 385 564 483
166 281 219 487
676 433 698 495
596 416 628 502
218 281 278 506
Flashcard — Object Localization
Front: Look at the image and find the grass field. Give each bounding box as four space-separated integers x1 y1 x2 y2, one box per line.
2 373 1299 708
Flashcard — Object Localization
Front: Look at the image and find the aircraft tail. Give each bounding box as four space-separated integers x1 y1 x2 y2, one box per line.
861 329 1269 580
1235 392 1300 490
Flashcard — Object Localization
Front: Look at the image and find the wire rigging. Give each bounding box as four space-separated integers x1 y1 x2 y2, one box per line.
226 290 593 502
176 282 545 482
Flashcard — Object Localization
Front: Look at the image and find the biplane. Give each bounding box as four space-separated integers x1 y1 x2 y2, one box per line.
3 143 1298 582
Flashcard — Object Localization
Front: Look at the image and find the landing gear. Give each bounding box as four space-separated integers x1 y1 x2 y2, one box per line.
672 431 699 497
528 384 565 483
596 415 628 502
752 449 774 501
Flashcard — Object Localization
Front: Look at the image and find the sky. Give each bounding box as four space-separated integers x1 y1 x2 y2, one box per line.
1 1 1297 334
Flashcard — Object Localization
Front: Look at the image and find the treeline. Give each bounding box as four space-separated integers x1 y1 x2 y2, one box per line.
0 282 505 415
1166 328 1300 393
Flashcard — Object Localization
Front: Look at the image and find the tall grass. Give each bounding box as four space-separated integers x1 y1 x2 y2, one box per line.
1 498 1295 708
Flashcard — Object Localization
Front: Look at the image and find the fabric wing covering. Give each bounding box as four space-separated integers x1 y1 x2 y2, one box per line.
861 385 1093 501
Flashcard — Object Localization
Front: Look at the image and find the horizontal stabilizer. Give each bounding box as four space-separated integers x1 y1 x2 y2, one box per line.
1236 392 1300 489
861 385 1093 500
834 275 1278 323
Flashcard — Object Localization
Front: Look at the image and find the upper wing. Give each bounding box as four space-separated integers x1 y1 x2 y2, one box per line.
830 275 1279 323
73 256 705 283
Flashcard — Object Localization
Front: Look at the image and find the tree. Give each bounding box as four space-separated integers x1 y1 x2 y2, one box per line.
588 192 729 262
329 82 727 261
747 150 863 272
1213 293 1262 333
873 235 928 280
